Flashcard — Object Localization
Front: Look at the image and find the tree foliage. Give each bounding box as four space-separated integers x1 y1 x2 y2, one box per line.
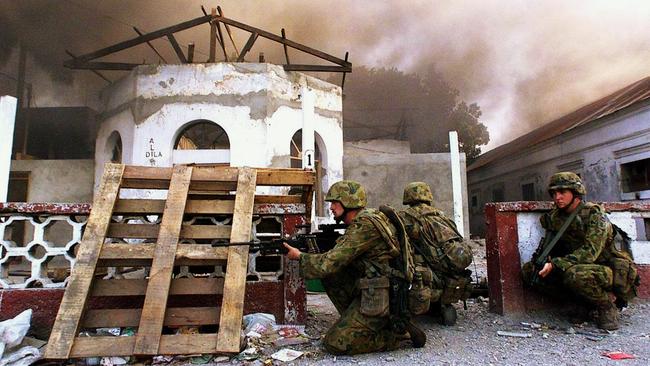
333 65 489 161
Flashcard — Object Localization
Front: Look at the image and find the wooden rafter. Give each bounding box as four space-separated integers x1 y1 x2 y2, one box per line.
64 9 351 79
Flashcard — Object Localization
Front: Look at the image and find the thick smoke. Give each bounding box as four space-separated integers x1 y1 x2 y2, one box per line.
1 0 649 148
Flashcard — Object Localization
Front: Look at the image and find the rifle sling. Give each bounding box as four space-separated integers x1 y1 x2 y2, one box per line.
537 202 585 263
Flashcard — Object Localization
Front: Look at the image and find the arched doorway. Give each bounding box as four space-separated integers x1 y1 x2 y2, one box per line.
106 131 122 163
290 130 327 215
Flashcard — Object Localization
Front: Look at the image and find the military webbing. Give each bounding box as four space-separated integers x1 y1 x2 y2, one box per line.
536 201 585 265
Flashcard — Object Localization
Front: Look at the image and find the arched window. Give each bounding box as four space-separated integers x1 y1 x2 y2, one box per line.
174 120 230 150
173 120 230 165
106 131 122 163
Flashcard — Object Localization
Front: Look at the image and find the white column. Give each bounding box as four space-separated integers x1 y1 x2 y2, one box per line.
301 86 315 170
449 131 464 236
0 96 18 202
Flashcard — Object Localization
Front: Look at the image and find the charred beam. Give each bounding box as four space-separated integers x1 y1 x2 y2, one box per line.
209 8 216 62
187 43 195 63
64 60 142 71
281 28 290 64
341 52 349 88
166 34 188 63
73 15 212 63
218 7 240 58
65 50 112 82
213 15 351 67
236 32 258 62
283 64 352 73
133 27 167 63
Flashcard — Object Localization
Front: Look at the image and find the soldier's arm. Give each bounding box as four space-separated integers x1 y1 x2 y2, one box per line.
551 207 608 272
298 218 380 279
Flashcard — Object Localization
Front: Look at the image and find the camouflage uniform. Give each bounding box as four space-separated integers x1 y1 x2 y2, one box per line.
522 172 638 329
298 181 403 355
398 182 473 323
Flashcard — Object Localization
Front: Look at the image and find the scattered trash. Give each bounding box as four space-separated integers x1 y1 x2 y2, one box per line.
152 355 174 364
496 331 532 338
520 322 541 330
0 309 43 366
385 356 396 361
243 313 276 335
96 328 121 337
601 351 635 360
271 348 303 362
271 325 310 347
542 333 549 339
235 346 259 361
565 327 576 334
246 331 263 339
189 354 213 364
100 356 128 365
212 356 230 363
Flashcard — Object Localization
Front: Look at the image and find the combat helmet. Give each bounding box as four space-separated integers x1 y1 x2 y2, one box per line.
548 172 586 196
325 180 367 209
403 182 433 205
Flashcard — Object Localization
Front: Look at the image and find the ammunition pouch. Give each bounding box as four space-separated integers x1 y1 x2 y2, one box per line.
409 263 435 315
609 257 640 301
440 270 473 305
359 276 391 317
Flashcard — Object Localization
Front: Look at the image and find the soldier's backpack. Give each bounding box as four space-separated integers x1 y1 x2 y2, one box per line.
402 207 473 306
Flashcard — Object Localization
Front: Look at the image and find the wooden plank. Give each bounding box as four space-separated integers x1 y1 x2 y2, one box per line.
122 166 315 186
216 167 257 353
71 334 219 358
91 278 224 297
133 165 192 355
166 34 187 63
113 197 302 213
44 163 125 360
98 243 228 267
217 7 240 58
236 32 258 62
83 307 220 328
106 223 231 239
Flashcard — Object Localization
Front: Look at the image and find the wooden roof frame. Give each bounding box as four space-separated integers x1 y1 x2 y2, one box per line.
64 10 351 79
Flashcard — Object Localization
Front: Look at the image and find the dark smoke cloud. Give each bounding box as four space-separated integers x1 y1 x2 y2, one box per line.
1 0 649 148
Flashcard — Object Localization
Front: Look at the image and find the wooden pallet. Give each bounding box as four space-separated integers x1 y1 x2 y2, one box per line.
44 164 314 359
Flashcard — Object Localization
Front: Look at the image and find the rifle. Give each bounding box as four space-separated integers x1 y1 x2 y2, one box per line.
530 202 584 285
210 223 346 255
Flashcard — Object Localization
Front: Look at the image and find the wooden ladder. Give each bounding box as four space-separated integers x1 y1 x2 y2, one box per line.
44 163 313 359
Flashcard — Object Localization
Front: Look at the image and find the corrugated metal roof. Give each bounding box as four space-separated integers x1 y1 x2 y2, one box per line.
468 76 650 171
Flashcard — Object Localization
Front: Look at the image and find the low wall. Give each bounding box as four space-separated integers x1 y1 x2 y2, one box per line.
486 201 650 315
0 202 308 338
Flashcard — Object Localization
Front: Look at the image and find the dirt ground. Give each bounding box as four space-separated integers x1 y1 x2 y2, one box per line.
137 240 648 365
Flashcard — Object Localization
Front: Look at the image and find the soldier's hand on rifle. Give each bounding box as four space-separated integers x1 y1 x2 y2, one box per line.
283 242 302 260
538 262 553 278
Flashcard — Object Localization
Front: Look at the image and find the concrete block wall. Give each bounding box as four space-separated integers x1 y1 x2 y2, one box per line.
486 201 650 315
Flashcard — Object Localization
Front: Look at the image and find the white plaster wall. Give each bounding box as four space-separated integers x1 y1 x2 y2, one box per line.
10 160 94 203
516 211 650 265
0 96 17 202
94 109 135 191
94 63 343 202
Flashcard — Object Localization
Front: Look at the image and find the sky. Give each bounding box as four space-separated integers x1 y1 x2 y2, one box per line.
1 0 649 151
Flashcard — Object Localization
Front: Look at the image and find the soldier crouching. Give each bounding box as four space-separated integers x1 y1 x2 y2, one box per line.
522 172 640 330
284 180 425 355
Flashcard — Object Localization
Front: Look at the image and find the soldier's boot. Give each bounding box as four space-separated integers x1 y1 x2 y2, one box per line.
405 321 426 348
439 304 457 326
567 305 592 324
596 302 620 331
